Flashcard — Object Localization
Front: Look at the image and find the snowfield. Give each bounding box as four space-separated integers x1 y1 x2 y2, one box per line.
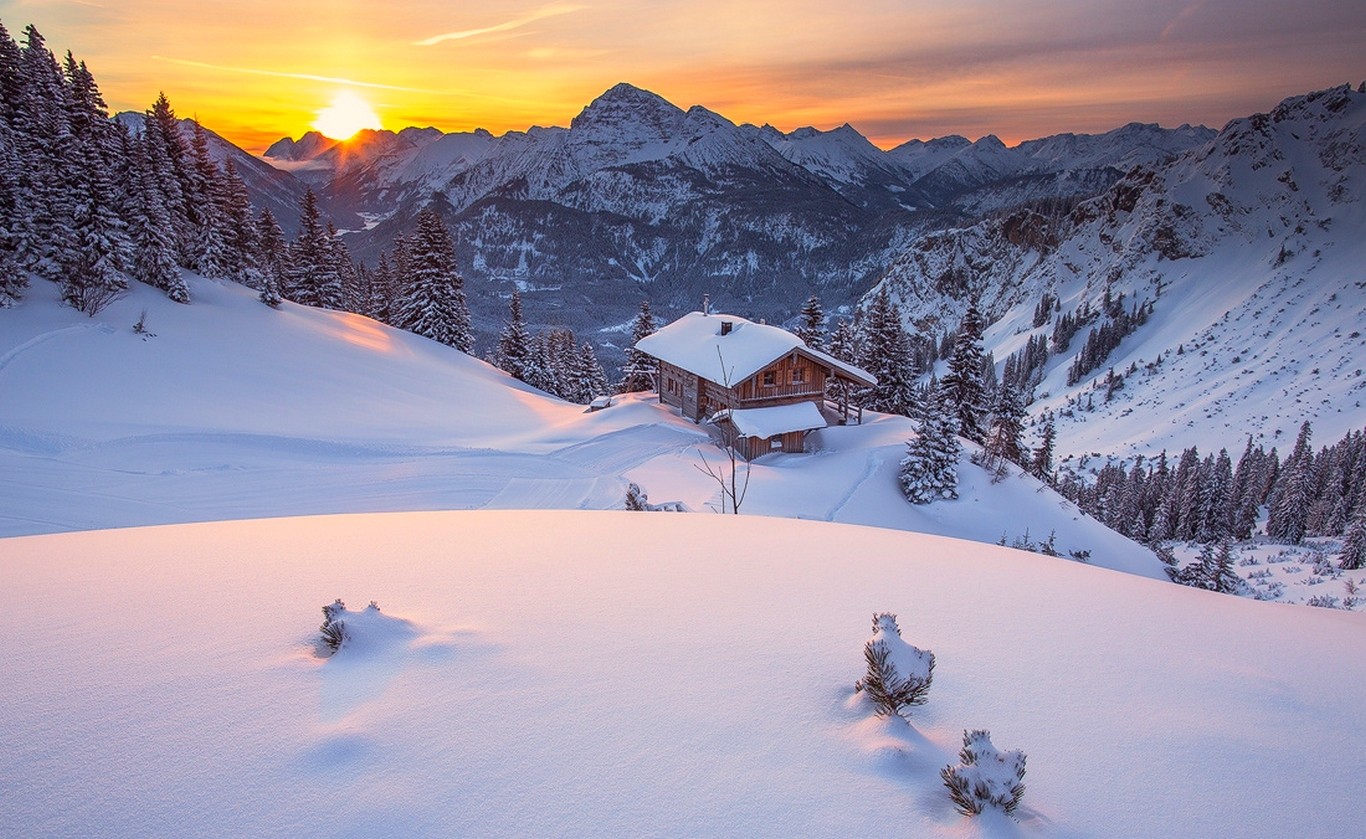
0 275 1161 579
3 511 1363 838
4 272 1361 836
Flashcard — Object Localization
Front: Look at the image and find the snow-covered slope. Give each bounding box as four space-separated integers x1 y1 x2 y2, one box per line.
0 273 1161 578
3 510 1362 837
868 84 1366 460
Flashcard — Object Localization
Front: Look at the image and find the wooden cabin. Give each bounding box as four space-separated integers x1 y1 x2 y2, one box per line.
635 312 877 459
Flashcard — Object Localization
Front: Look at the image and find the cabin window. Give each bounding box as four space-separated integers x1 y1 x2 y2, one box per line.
770 438 784 450
667 377 680 396
790 367 806 385
762 371 776 387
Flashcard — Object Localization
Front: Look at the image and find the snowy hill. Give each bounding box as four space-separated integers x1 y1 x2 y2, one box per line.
867 84 1366 462
3 510 1363 837
0 273 1161 578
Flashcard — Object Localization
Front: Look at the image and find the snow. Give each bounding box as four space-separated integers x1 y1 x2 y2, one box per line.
714 401 827 439
0 276 1160 577
3 510 1364 838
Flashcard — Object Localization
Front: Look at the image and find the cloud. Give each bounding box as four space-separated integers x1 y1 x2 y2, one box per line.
414 3 585 47
149 57 448 95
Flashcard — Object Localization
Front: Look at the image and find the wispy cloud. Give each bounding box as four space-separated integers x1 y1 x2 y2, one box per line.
414 3 585 47
1160 0 1209 42
150 56 448 94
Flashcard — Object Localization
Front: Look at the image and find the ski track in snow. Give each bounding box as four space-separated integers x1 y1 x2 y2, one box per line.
826 450 886 522
0 323 113 375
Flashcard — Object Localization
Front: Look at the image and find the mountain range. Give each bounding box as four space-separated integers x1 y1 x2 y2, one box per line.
247 82 1216 346
868 83 1366 463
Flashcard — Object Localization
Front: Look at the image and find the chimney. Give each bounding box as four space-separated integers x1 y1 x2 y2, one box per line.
720 320 733 336
702 293 711 316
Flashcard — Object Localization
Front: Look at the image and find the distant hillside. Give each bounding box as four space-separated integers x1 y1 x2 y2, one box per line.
865 84 1366 462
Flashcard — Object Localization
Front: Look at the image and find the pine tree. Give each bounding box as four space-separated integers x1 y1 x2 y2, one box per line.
1029 420 1056 483
128 132 186 302
254 207 284 307
980 383 1026 478
1339 499 1366 571
899 385 961 503
215 159 257 285
0 116 28 305
565 343 608 404
283 188 329 306
142 92 192 262
856 287 917 416
1267 422 1313 544
397 208 471 352
494 290 531 380
618 299 657 393
796 293 824 349
15 26 79 283
941 299 987 442
826 317 860 363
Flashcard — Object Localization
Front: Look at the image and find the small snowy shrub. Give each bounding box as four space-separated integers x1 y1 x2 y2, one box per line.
940 729 1027 816
855 613 935 717
320 599 348 652
624 482 648 511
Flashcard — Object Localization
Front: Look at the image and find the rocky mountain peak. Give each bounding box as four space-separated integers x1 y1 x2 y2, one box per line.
264 131 338 162
570 82 685 137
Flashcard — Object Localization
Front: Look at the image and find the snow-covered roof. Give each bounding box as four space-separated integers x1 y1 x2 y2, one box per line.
711 401 828 439
635 312 876 386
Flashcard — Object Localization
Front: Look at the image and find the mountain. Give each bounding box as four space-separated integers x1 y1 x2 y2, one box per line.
114 112 355 236
254 83 1212 351
864 84 1366 462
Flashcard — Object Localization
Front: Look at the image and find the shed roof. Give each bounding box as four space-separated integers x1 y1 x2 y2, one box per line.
635 312 876 386
710 401 828 439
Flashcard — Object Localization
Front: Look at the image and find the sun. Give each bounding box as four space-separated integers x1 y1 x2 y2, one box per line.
312 90 382 141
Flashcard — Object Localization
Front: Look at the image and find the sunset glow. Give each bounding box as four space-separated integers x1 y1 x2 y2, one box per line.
312 90 383 141
10 0 1363 151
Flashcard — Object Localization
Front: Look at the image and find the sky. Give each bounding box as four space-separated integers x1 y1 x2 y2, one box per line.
2 0 1362 152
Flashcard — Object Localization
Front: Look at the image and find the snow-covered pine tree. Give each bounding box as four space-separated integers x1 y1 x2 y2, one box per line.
283 187 328 306
140 92 191 264
128 131 186 302
624 482 649 511
1338 499 1366 571
365 251 396 322
215 159 258 286
520 331 559 394
826 317 860 363
941 299 987 442
856 613 935 717
1029 419 1056 483
796 293 824 349
899 385 961 503
254 207 284 308
570 343 609 404
618 299 657 393
397 208 472 352
494 290 531 380
941 730 1027 816
856 287 917 416
185 119 228 278
979 383 1026 479
61 53 130 313
0 117 23 306
15 26 80 284
1267 422 1314 544
319 222 351 310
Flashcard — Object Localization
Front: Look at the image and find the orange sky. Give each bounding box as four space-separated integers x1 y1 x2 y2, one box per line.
5 0 1362 152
